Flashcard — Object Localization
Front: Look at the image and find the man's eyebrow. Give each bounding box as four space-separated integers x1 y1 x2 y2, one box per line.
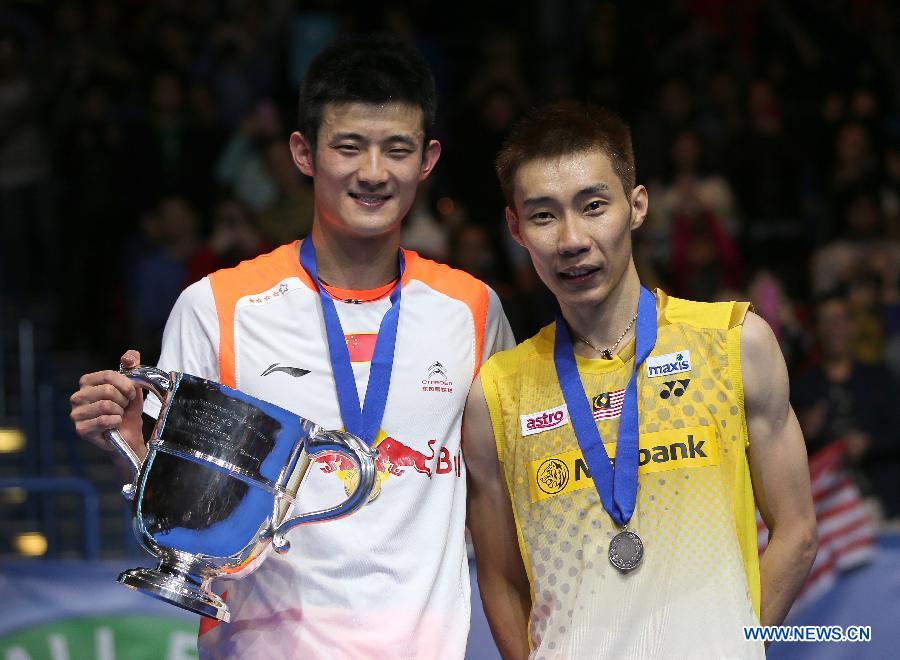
522 195 556 208
576 183 611 197
383 134 418 146
329 132 368 143
522 184 611 208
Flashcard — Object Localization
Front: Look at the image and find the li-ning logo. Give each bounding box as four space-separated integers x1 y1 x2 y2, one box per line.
646 350 692 378
261 363 310 378
520 404 569 436
659 379 691 399
422 360 454 393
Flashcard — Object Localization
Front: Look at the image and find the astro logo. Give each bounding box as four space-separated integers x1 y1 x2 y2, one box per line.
660 379 691 399
645 350 692 378
520 404 569 437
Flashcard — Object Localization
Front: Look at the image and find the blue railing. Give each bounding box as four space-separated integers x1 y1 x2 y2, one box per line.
0 477 100 560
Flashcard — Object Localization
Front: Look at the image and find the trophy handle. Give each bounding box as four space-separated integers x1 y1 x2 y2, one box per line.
101 365 173 500
272 430 377 553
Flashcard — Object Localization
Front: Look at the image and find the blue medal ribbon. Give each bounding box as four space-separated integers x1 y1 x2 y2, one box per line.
553 286 657 526
299 237 404 446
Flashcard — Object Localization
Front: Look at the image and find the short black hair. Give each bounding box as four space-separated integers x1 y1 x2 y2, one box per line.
496 101 636 209
297 34 436 151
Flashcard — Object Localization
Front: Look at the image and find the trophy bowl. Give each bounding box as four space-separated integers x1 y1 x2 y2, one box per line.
103 366 376 622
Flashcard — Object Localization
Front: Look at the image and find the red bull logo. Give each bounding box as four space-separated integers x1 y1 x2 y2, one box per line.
313 433 460 498
375 436 434 477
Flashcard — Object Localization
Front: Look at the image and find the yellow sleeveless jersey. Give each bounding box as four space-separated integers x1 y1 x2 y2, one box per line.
480 290 764 659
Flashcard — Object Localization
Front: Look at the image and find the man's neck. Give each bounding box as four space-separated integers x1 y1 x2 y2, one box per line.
560 265 642 356
308 222 402 290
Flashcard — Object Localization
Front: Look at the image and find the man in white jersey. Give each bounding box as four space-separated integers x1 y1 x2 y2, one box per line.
464 101 816 658
70 35 513 659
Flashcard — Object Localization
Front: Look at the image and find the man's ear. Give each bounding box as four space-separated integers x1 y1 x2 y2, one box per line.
418 139 442 181
630 185 649 231
289 131 315 177
505 206 525 247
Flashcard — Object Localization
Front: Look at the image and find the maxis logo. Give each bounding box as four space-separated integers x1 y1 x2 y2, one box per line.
520 404 569 437
646 350 692 378
527 425 719 502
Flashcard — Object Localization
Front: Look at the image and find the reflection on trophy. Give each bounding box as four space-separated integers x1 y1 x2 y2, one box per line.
103 366 377 622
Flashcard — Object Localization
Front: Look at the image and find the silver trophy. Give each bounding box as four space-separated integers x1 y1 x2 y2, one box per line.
103 365 376 622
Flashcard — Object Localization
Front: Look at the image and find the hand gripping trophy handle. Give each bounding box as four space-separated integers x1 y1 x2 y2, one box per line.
100 365 378 621
102 366 171 501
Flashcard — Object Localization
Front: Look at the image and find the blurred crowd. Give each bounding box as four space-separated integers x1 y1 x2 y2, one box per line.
0 0 898 520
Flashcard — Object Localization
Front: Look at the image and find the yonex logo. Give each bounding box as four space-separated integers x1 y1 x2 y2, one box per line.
261 363 311 378
659 379 691 399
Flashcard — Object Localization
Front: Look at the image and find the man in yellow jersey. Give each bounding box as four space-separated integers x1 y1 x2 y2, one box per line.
464 101 817 659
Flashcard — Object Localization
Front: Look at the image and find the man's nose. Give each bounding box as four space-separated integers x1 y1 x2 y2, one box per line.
558 214 591 256
358 148 389 187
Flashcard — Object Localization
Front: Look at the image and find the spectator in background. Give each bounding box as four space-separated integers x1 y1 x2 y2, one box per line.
400 177 449 262
121 70 211 216
747 269 811 375
0 26 55 304
128 195 201 364
634 77 694 183
215 98 283 212
256 137 315 246
185 196 270 286
646 129 742 301
879 141 900 238
729 80 803 250
792 292 900 518
831 121 879 212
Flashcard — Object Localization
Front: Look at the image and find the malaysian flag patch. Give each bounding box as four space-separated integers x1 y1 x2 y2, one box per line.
591 388 625 420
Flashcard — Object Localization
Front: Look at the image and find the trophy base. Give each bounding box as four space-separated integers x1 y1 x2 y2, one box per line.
118 566 230 622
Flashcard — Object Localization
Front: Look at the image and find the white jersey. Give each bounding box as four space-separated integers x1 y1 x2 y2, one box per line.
150 241 514 659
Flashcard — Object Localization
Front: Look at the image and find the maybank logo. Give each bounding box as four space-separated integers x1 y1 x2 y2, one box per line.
646 349 692 378
527 425 718 502
520 404 569 437
536 458 570 494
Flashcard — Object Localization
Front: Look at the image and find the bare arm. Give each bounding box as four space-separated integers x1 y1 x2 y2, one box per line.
742 312 817 627
464 375 531 659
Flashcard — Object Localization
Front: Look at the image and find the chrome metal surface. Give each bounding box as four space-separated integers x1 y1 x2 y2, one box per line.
104 366 377 620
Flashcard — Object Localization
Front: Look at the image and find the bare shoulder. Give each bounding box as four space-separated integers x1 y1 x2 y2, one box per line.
740 310 779 363
740 311 790 419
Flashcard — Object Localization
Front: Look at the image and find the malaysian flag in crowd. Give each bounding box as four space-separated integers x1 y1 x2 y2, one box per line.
757 439 877 610
593 388 625 420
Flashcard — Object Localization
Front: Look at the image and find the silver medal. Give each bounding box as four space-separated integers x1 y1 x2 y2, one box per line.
608 529 643 572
